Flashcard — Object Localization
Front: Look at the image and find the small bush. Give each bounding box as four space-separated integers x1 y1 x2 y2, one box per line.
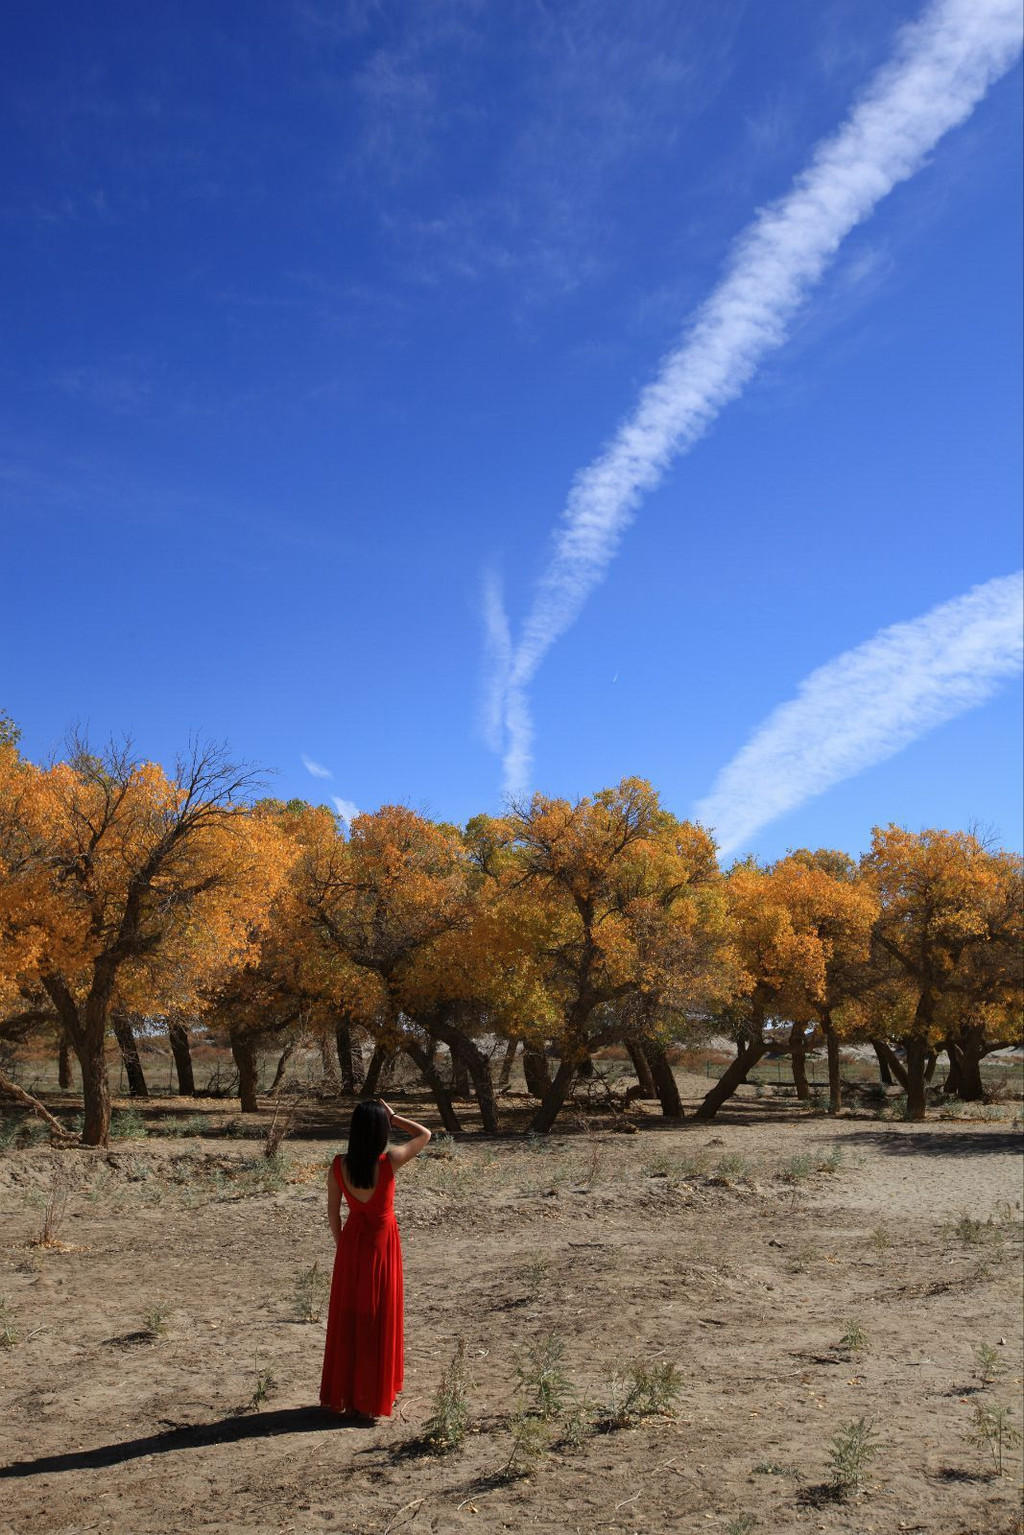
714 1154 749 1183
826 1416 881 1497
514 1332 571 1421
142 1305 170 1339
293 1262 330 1323
838 1320 869 1356
965 1403 1021 1476
974 1341 1007 1388
424 1338 470 1454
503 1406 551 1479
599 1358 682 1430
951 1211 988 1246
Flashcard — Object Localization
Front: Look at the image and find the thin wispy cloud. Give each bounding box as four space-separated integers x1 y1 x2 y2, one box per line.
301 754 333 780
694 571 1024 858
486 0 1023 794
332 796 361 828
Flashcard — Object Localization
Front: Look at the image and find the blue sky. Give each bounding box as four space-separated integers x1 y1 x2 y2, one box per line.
2 0 1021 861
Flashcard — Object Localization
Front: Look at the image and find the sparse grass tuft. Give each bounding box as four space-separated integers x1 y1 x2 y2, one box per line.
780 1153 814 1184
111 1108 148 1140
714 1154 749 1184
424 1338 471 1454
726 1517 757 1535
293 1261 330 1323
246 1352 277 1412
0 1296 19 1348
867 1224 892 1254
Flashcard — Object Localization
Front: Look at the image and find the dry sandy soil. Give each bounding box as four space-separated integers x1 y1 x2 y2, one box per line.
1 1078 1022 1535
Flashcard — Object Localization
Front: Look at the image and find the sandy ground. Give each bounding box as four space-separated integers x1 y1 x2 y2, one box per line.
1 1081 1022 1535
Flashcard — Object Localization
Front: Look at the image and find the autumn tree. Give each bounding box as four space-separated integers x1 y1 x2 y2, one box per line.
0 739 291 1144
302 804 483 1130
860 826 1023 1119
496 779 739 1133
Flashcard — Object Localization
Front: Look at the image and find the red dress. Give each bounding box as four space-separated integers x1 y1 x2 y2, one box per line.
320 1152 404 1417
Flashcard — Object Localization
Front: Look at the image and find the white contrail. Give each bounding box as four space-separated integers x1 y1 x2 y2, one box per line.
332 796 361 828
487 0 1023 794
302 754 333 780
694 571 1024 857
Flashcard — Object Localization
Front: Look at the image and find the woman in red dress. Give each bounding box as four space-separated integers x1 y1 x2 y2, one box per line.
320 1098 431 1419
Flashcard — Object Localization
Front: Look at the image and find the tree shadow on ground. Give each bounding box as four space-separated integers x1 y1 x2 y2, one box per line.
837 1129 1023 1158
0 1406 373 1478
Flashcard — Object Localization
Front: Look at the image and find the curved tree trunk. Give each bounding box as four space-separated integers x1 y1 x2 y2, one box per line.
112 1012 149 1099
318 1036 340 1094
363 1046 393 1098
403 1040 462 1133
58 1036 73 1091
523 1048 552 1099
647 1042 683 1119
527 1054 579 1135
626 1041 657 1098
268 1040 297 1095
871 1038 909 1091
335 1021 358 1094
168 1021 196 1097
425 1019 501 1133
694 1039 769 1121
230 1032 260 1114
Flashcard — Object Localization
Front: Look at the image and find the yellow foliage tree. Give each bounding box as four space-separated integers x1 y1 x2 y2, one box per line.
0 740 292 1144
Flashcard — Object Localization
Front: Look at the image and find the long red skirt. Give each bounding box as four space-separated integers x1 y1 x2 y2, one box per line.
320 1153 404 1417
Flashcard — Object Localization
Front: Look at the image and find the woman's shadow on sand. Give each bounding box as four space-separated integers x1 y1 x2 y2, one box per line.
0 1406 374 1479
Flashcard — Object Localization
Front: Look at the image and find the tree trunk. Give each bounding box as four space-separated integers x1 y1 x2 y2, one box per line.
527 1054 579 1134
790 1024 810 1101
112 1012 149 1099
403 1041 462 1133
422 1017 501 1134
523 1048 552 1098
80 1031 112 1146
317 1037 340 1094
268 1040 296 1095
873 1040 894 1085
497 1038 518 1090
694 1039 769 1121
626 1041 657 1097
871 1038 909 1091
924 1050 938 1083
58 1036 73 1091
168 1021 196 1097
823 1020 842 1115
363 1046 392 1098
647 1042 683 1119
449 1051 470 1098
946 1029 992 1101
335 1021 358 1094
230 1032 260 1113
904 1036 928 1121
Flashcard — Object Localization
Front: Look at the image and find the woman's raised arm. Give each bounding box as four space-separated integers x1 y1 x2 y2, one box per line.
380 1100 432 1167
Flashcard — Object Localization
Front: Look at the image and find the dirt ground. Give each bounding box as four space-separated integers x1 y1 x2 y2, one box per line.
1 1078 1022 1535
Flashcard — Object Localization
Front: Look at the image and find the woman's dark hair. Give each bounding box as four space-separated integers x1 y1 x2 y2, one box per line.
344 1100 390 1188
